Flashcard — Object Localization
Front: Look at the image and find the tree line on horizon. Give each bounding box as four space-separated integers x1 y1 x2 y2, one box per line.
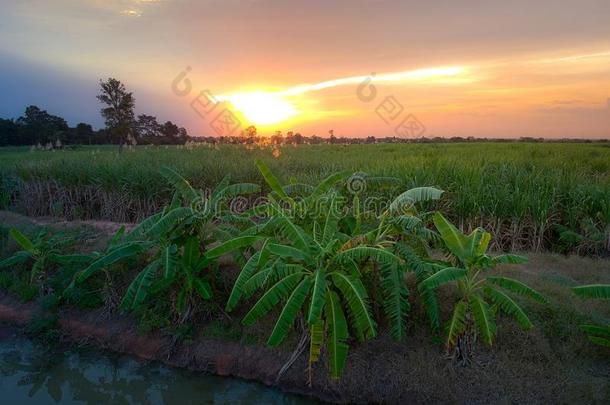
0 78 189 148
0 106 189 147
196 132 609 145
0 78 607 147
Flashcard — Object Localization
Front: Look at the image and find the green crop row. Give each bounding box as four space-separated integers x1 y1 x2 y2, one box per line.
0 143 608 254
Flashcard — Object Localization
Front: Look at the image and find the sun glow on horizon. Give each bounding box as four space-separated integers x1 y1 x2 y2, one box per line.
218 91 298 126
218 65 467 127
213 51 609 135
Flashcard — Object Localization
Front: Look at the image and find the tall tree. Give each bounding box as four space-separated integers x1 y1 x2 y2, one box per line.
136 114 161 140
16 105 68 145
97 78 135 150
160 120 179 138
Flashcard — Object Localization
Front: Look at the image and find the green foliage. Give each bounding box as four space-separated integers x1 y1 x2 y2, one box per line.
40 293 61 311
421 213 545 354
325 291 349 378
555 219 608 256
446 300 468 348
0 228 84 288
388 187 444 214
120 259 162 310
219 163 443 378
116 167 260 320
255 159 293 204
1 143 607 253
10 228 36 252
12 278 39 302
74 241 148 284
572 284 610 300
571 284 610 347
379 263 409 340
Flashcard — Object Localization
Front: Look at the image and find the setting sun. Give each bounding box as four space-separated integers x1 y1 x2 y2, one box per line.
218 91 298 126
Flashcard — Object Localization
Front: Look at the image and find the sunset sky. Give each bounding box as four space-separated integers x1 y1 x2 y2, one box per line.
1 0 609 138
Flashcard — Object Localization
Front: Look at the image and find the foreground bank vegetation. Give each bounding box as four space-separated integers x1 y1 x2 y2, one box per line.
1 161 608 380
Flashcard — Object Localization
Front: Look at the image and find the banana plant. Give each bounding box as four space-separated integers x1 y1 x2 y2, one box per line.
116 167 260 318
339 181 444 340
211 177 401 379
572 284 610 347
120 236 215 317
420 213 546 363
252 160 445 343
0 228 90 286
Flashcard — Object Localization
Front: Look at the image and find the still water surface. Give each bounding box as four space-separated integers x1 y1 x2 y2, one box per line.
0 329 316 404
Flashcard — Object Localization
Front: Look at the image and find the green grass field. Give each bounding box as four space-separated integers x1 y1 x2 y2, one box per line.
1 142 608 253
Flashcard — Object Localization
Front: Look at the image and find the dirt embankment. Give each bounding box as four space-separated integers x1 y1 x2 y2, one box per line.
2 285 610 404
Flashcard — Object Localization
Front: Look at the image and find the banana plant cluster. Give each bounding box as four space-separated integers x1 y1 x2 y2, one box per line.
208 191 399 378
1 160 550 380
203 160 541 378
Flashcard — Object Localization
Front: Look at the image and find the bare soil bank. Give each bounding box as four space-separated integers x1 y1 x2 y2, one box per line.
1 277 609 404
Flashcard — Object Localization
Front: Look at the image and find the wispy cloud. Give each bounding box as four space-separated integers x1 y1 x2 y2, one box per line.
218 65 469 100
120 0 165 17
533 50 610 64
278 66 468 96
120 9 143 17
